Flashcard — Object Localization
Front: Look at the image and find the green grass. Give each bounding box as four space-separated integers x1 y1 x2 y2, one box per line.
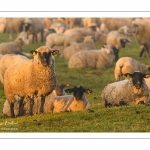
0 33 150 132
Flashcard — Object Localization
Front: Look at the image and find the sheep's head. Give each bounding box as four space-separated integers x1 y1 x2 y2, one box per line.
127 23 139 34
30 46 59 67
120 38 130 48
55 83 70 96
123 71 148 89
102 45 114 55
65 85 92 100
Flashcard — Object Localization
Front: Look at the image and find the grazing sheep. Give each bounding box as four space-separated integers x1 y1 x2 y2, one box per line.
68 45 115 69
114 57 150 81
3 83 69 117
23 18 44 43
106 30 130 61
62 36 95 59
4 46 59 118
4 18 24 40
101 71 149 107
127 23 150 57
45 33 76 49
0 54 29 84
43 85 93 113
0 31 30 56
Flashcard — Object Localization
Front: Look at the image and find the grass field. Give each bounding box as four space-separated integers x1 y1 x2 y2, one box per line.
0 32 150 133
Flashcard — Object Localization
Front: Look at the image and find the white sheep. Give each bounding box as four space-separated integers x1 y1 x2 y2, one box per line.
0 31 30 56
23 18 44 43
62 36 95 59
127 23 150 57
68 45 115 69
45 33 76 50
43 85 93 113
114 57 150 81
3 83 70 117
106 30 130 61
0 54 29 84
101 71 149 107
4 46 59 118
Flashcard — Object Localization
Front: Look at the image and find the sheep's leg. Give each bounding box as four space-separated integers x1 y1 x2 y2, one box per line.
115 50 119 61
10 103 15 118
40 97 45 113
139 45 146 57
18 98 24 116
41 31 44 42
29 98 34 116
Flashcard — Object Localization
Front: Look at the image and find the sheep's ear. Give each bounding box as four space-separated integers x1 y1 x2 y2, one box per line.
123 73 132 78
30 50 37 56
144 74 150 78
65 89 73 93
52 50 59 56
85 89 92 94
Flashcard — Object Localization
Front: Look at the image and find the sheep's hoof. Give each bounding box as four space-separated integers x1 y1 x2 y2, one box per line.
88 109 94 113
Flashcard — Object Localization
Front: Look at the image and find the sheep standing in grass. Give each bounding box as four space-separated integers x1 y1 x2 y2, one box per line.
106 30 130 61
101 71 149 107
0 54 29 84
3 83 69 117
114 57 150 81
0 31 30 56
127 23 150 57
44 85 93 113
62 36 95 59
23 18 44 43
68 45 115 69
4 46 59 118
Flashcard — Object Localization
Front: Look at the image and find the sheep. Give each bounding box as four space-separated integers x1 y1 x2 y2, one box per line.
4 18 24 40
49 21 66 33
23 18 44 43
0 31 30 56
106 30 130 61
3 46 59 118
114 57 150 81
62 36 95 59
127 23 150 57
65 18 83 29
101 71 149 107
3 83 69 117
94 32 108 45
45 33 76 51
0 54 29 84
43 85 93 113
68 45 115 69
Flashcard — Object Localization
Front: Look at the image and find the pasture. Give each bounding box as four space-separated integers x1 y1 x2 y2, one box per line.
0 32 150 133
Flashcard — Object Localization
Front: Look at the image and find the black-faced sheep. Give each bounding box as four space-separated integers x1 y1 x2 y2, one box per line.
101 71 149 107
127 23 150 57
23 18 44 43
0 54 29 84
68 45 115 69
3 83 69 117
114 57 150 81
44 85 93 113
62 36 95 59
106 30 130 61
4 46 59 118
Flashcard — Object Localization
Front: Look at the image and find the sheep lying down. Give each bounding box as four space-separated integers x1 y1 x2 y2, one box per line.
101 71 149 107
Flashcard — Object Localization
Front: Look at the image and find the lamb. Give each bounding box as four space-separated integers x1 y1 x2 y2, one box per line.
23 18 44 43
0 54 29 84
0 31 30 56
127 23 150 57
62 36 95 59
114 57 150 81
4 46 59 118
101 71 149 107
45 33 76 49
3 83 69 117
68 45 115 69
43 85 93 113
106 30 130 61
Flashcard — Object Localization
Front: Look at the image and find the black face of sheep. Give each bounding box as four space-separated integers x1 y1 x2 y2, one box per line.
23 23 32 32
65 85 92 100
30 49 59 67
111 46 119 61
55 83 70 96
124 71 147 89
120 39 130 48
